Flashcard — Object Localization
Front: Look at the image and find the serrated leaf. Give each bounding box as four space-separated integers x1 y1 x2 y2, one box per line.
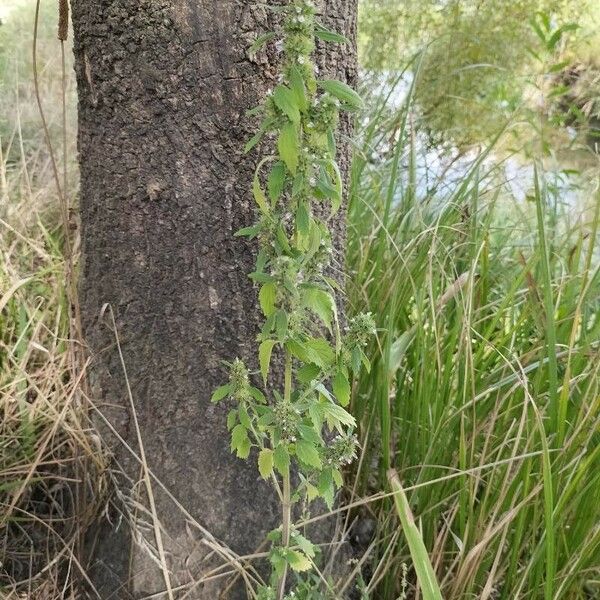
239 405 251 428
305 337 336 367
259 340 277 384
296 203 310 238
236 436 251 459
226 409 238 431
332 468 343 487
314 23 349 44
249 387 266 404
288 550 312 572
273 85 301 124
211 384 232 403
289 67 309 112
298 423 321 445
268 162 286 202
309 402 323 431
297 363 321 384
259 282 277 317
318 79 364 111
306 483 319 501
253 173 269 214
257 409 275 427
332 370 351 407
302 288 334 331
275 310 288 341
273 444 290 476
231 424 249 454
270 548 287 577
318 468 334 509
295 439 322 469
321 402 356 429
278 122 299 174
258 448 274 479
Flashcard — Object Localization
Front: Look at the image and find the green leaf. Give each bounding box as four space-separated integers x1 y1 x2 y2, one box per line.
292 530 317 557
298 423 322 445
248 31 276 56
275 310 288 341
249 386 266 404
318 79 364 111
296 203 310 238
244 117 275 153
322 402 356 429
259 282 277 317
305 337 336 367
270 548 287 577
259 340 277 384
388 470 444 600
231 424 250 457
302 288 335 331
332 370 351 407
239 405 251 428
297 363 321 384
226 409 238 430
258 448 274 479
306 482 319 501
309 402 323 432
318 468 335 509
257 410 275 428
253 172 269 214
288 550 312 572
289 67 309 112
295 439 322 469
273 444 290 476
272 85 301 124
268 162 286 201
234 225 260 238
278 122 299 174
326 159 343 213
211 384 231 403
332 468 343 488
314 23 349 44
236 437 251 459
249 272 276 284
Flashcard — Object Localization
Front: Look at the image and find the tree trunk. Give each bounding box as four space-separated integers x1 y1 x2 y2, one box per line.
71 1 357 598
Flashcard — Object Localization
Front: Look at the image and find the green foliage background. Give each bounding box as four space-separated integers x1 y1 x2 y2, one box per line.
359 0 596 146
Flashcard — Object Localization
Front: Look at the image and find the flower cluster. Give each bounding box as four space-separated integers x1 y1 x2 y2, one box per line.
324 433 359 468
228 358 251 402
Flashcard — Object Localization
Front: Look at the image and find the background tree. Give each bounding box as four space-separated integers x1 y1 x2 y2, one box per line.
70 1 357 597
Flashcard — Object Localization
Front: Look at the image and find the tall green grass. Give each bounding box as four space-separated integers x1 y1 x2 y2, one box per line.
347 73 600 599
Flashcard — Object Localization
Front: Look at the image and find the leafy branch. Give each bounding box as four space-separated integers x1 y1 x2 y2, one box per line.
213 1 373 597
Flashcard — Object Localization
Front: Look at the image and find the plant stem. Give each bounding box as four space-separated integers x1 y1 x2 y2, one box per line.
277 351 293 599
277 469 292 600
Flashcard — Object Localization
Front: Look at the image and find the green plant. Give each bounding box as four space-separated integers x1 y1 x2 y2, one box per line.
346 73 600 599
211 2 373 597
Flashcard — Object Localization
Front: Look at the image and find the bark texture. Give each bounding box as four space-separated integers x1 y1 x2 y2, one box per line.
72 1 357 598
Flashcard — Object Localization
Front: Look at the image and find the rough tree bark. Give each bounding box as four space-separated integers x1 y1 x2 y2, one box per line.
71 1 357 598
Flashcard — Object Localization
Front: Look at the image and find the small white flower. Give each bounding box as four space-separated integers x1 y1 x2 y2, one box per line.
297 15 306 23
297 56 306 65
309 177 317 186
307 121 314 128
